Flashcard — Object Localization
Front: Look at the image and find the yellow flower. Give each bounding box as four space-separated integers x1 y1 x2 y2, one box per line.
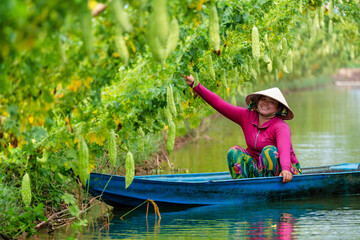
28 115 34 124
67 79 82 92
88 132 106 146
83 77 93 89
88 0 97 10
88 163 96 174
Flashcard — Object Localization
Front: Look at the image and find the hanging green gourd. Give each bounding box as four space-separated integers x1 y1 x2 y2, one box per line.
285 50 293 73
108 130 117 167
314 12 320 30
265 53 273 73
350 45 355 60
245 55 252 75
167 85 177 117
165 18 180 58
149 36 166 65
329 19 333 34
21 173 32 207
252 26 260 61
167 121 176 155
125 151 135 189
319 6 325 28
250 63 257 80
206 54 216 80
274 69 279 82
263 54 271 64
114 28 129 65
283 64 289 74
282 38 288 54
264 33 269 49
138 127 145 152
166 104 172 124
329 0 333 19
267 59 273 73
37 149 48 163
243 60 249 75
148 0 169 65
78 137 89 185
307 11 312 34
137 0 147 28
209 1 220 52
138 127 145 138
80 8 94 60
273 54 283 72
233 67 239 81
111 0 133 32
151 0 169 46
253 59 260 75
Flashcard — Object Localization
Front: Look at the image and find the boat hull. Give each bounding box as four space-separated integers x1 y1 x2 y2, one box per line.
88 163 360 207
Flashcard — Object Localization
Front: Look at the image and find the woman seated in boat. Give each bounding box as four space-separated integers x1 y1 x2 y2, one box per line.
182 75 301 183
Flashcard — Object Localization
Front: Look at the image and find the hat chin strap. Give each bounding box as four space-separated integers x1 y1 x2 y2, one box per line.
248 100 287 118
256 108 277 118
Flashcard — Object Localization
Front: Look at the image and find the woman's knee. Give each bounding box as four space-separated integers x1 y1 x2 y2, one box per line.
227 145 246 160
260 145 280 176
261 145 278 154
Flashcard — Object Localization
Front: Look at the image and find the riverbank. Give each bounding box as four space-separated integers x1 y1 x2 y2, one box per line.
333 68 360 87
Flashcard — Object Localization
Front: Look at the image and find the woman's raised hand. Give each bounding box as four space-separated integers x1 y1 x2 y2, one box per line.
182 74 194 87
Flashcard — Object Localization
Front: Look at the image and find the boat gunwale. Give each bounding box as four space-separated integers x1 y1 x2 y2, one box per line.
90 169 360 185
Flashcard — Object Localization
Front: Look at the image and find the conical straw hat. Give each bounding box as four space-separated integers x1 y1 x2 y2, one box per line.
245 87 294 120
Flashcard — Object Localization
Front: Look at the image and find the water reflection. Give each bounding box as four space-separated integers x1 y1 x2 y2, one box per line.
87 194 360 239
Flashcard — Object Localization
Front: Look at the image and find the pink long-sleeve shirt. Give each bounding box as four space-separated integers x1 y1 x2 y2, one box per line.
193 83 298 172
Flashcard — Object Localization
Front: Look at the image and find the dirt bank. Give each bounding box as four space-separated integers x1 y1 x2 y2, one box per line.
332 68 360 82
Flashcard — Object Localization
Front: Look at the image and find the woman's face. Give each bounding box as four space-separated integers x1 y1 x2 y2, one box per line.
257 96 280 117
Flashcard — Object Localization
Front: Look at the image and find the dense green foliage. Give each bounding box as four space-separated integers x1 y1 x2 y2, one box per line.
1 0 359 237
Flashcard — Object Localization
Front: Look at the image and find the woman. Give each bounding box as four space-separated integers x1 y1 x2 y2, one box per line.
183 75 301 183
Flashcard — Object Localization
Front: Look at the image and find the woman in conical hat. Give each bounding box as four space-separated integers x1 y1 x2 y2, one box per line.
182 75 301 183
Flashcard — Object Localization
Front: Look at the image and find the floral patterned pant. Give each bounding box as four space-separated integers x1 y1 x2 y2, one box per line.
227 145 301 179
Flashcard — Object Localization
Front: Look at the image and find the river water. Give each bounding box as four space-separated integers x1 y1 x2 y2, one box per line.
43 85 360 239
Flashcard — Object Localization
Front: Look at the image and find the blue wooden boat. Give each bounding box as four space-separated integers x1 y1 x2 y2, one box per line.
88 163 360 207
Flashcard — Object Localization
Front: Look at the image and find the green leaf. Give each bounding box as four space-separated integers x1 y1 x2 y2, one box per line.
68 204 80 217
62 193 76 205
